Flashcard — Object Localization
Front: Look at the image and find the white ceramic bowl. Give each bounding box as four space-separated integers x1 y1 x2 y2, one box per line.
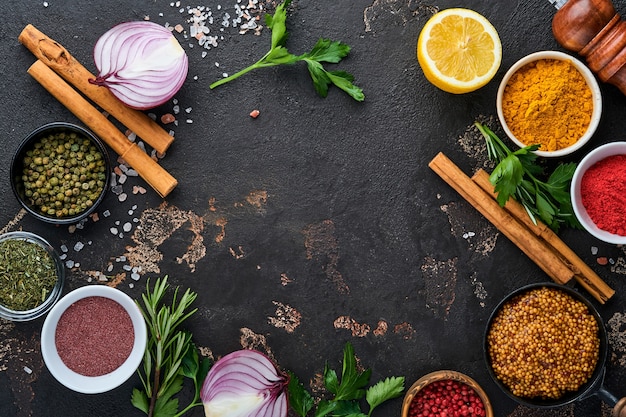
41 285 147 394
497 51 602 157
571 141 626 244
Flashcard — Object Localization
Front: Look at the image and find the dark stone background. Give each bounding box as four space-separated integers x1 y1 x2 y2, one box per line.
1 0 626 416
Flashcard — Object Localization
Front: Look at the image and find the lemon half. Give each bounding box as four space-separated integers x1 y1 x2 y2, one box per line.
417 8 502 94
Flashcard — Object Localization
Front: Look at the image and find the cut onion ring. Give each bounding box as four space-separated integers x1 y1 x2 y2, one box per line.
201 350 289 417
90 21 188 110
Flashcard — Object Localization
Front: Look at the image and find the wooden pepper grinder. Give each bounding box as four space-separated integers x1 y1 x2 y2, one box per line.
552 0 626 95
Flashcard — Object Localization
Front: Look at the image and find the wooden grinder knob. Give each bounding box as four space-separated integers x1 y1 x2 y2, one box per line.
614 397 626 417
553 0 626 95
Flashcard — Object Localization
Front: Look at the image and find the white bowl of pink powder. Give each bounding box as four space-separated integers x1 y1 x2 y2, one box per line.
41 285 147 393
571 141 626 244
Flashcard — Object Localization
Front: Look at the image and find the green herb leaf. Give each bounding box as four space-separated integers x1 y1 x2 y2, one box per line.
210 0 363 100
288 342 403 417
132 276 206 417
131 388 150 413
315 399 339 417
475 122 581 232
305 38 351 63
287 371 315 417
334 342 372 401
365 377 405 416
266 0 291 48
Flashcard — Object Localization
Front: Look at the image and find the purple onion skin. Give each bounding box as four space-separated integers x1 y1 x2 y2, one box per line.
91 21 188 110
201 350 290 417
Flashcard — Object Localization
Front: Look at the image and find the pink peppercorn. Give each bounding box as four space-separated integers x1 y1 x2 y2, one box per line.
408 379 486 417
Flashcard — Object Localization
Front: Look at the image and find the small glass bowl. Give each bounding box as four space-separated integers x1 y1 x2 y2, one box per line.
571 141 626 244
401 370 494 417
0 231 65 322
10 122 111 224
41 285 147 394
496 50 602 157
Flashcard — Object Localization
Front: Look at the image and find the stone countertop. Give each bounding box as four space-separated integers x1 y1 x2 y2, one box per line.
1 0 626 416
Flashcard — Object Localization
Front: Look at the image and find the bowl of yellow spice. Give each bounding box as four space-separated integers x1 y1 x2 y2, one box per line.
496 51 602 157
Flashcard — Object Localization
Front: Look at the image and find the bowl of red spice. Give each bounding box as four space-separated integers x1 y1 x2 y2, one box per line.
40 285 147 393
496 50 602 157
401 370 493 417
571 141 626 244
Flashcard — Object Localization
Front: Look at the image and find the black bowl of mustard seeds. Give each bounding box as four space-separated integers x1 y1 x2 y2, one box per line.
484 283 607 408
11 122 111 224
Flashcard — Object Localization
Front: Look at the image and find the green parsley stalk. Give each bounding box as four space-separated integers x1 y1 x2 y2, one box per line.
475 122 581 232
210 0 364 101
287 342 405 417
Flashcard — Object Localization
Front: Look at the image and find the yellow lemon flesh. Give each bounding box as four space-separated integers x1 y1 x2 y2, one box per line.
417 8 502 94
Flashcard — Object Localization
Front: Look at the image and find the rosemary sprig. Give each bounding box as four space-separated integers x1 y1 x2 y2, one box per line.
475 122 581 232
131 276 210 417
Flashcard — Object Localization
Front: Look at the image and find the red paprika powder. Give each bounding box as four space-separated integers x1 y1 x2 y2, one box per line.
580 154 626 236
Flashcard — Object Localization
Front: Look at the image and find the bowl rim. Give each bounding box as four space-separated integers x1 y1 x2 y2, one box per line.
571 141 626 244
496 50 602 158
40 285 147 394
400 369 494 417
10 121 111 225
0 231 65 321
483 282 608 408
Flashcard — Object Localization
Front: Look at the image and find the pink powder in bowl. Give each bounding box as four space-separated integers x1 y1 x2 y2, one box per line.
55 296 135 376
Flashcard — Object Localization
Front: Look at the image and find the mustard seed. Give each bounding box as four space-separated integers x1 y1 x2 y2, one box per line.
487 286 600 400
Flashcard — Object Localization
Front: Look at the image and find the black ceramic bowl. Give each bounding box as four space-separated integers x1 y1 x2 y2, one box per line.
484 283 608 409
11 122 111 224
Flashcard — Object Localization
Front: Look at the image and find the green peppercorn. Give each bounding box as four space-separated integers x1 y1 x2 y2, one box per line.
20 129 108 219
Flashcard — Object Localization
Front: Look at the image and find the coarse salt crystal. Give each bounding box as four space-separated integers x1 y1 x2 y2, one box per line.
123 222 132 233
74 242 84 252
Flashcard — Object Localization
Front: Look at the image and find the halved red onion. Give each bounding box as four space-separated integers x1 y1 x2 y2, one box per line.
90 21 188 110
201 350 289 417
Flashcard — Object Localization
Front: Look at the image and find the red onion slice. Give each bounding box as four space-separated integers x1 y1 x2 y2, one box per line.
91 21 188 110
201 350 289 417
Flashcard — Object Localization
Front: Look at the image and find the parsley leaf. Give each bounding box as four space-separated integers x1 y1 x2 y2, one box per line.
210 0 364 101
286 342 404 417
475 122 581 232
365 377 405 416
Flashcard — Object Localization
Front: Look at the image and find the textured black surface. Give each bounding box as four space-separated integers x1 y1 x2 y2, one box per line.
2 0 626 416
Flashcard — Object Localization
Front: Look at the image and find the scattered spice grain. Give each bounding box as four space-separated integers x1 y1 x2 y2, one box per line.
55 295 134 376
487 286 599 400
501 58 592 152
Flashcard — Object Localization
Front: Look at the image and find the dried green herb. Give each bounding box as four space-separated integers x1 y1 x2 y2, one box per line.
0 238 58 310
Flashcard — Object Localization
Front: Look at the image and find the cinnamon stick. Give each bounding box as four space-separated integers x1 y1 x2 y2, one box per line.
18 24 174 155
429 152 574 285
28 60 177 198
472 169 614 303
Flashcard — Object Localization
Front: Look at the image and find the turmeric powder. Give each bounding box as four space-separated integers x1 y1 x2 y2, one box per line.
501 58 593 152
